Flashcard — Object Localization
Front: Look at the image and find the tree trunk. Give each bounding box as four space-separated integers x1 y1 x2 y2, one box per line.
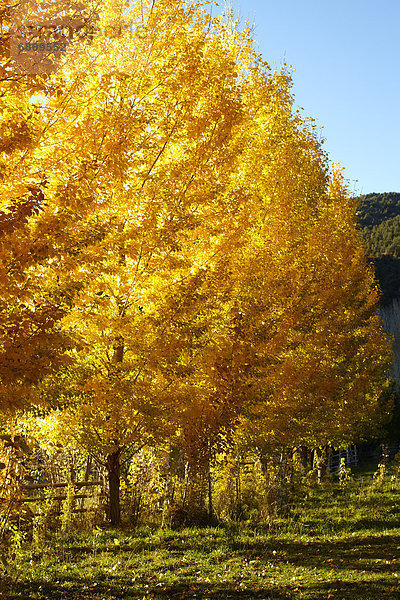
106 330 124 526
299 445 312 471
235 458 241 519
161 476 173 529
182 461 189 509
112 336 124 363
259 454 269 478
106 449 121 526
208 459 214 522
84 456 92 482
314 447 326 484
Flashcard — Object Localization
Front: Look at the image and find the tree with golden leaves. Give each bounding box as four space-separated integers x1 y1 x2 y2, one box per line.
0 1 81 412
234 165 392 465
16 0 264 523
5 0 392 524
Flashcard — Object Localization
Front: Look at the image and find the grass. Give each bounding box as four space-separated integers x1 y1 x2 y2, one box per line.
2 462 400 599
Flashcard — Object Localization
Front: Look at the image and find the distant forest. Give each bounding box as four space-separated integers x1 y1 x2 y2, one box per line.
356 192 400 306
356 193 400 436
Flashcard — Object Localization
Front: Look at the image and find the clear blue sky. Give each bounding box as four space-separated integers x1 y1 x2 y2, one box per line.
229 0 400 195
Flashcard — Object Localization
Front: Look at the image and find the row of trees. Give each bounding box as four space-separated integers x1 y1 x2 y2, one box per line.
0 0 394 525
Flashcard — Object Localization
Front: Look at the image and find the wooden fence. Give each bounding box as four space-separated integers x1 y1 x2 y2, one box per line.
18 480 105 514
324 445 359 475
321 441 400 475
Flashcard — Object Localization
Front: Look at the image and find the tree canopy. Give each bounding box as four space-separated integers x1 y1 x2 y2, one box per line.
0 0 393 524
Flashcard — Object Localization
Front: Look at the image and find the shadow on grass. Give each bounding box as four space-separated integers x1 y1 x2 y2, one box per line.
2 576 400 600
230 533 400 568
2 532 400 600
296 577 399 600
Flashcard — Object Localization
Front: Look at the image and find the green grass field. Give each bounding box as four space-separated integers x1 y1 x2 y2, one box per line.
2 462 400 600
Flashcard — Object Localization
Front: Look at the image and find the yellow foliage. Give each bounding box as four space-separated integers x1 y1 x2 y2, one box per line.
0 0 392 526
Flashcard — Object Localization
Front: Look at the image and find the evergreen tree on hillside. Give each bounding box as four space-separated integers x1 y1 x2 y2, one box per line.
359 193 400 441
356 193 400 305
357 193 400 230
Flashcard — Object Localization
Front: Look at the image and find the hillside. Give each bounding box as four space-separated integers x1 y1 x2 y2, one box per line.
356 193 400 424
357 192 400 231
356 193 400 305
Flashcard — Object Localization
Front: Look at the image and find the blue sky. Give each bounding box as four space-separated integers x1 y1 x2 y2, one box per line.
229 0 400 195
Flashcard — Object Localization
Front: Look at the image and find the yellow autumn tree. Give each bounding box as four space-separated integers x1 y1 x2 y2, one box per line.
15 0 265 523
0 1 79 412
233 165 392 465
4 0 392 525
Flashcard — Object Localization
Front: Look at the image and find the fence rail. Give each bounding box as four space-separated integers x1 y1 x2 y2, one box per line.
21 480 102 491
17 480 104 512
328 445 358 475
